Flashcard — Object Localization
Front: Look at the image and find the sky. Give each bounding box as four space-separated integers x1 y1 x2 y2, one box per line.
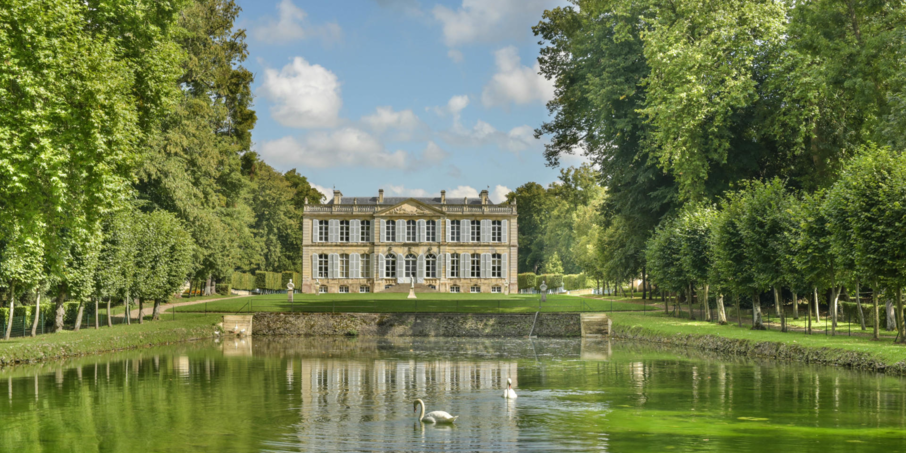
237 0 584 203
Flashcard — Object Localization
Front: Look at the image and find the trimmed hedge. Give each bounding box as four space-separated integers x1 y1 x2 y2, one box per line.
215 283 232 295
1 302 83 329
231 272 256 291
536 274 564 290
281 271 302 290
840 300 891 328
517 273 536 290
254 271 284 291
563 273 592 290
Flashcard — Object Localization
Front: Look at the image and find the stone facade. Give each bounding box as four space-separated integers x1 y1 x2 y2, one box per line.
301 188 518 294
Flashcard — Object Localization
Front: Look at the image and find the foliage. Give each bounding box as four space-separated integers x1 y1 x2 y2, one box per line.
517 273 537 290
131 211 194 303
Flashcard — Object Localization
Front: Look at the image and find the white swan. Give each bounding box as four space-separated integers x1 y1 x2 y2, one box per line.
503 378 517 399
413 399 458 424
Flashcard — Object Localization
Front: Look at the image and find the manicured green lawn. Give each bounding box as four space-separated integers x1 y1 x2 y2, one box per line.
610 312 906 366
102 293 242 315
173 293 659 314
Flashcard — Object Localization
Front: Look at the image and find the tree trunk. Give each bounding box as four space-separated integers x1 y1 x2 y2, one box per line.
94 297 99 330
4 285 15 340
814 288 821 323
717 293 727 324
73 301 84 331
30 289 40 337
807 288 813 335
205 275 213 296
855 280 866 330
775 286 786 332
688 283 695 320
735 295 741 327
138 299 144 324
752 292 765 330
642 266 647 300
703 284 712 322
896 287 905 344
830 286 840 335
106 298 112 328
872 285 879 340
886 299 896 331
54 286 66 333
792 290 799 320
152 299 161 321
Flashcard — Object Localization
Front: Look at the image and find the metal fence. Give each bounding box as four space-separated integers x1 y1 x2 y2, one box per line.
2 307 132 339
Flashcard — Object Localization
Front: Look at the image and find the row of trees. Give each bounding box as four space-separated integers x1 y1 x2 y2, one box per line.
646 146 906 342
0 0 322 338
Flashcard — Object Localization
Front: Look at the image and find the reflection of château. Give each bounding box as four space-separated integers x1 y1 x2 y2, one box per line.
302 188 518 294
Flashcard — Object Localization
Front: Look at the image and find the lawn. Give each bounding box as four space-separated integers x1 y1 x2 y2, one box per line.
173 292 661 314
609 312 906 366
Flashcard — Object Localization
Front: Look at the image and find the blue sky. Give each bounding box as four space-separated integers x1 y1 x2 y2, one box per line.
236 0 583 203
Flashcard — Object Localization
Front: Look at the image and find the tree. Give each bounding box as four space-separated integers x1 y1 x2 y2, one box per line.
96 210 140 327
677 204 722 323
543 252 565 275
508 182 554 273
132 211 194 322
646 218 687 315
712 190 760 328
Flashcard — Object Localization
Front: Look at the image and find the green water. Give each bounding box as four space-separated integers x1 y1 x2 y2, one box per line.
1 337 905 452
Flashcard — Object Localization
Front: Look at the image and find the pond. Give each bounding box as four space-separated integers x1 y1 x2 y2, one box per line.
2 337 905 452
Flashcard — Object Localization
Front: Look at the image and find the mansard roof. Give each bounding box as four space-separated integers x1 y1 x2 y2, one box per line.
325 197 485 206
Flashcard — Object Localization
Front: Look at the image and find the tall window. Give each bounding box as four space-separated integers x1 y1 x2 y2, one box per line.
385 220 396 242
339 220 350 242
339 254 349 278
317 254 328 278
361 254 372 278
426 220 436 242
405 254 417 277
385 254 396 278
426 254 437 278
491 253 502 278
318 220 329 242
471 253 481 278
492 220 502 242
406 220 417 242
360 220 371 242
450 221 461 242
450 254 459 278
471 220 481 242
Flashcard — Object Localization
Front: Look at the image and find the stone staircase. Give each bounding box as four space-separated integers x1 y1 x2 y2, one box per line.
381 283 439 294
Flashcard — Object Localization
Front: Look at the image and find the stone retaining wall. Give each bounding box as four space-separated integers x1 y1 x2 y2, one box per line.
252 312 581 337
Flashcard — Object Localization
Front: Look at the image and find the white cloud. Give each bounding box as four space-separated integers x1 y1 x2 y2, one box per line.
447 49 464 63
406 141 449 171
443 119 538 152
361 106 427 140
431 94 470 118
447 185 479 198
258 57 342 129
259 128 408 169
432 0 560 47
372 0 423 16
384 185 435 198
310 183 333 201
251 0 342 44
482 46 554 108
492 185 512 203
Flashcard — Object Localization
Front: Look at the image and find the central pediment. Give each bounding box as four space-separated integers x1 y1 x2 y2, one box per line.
375 199 445 216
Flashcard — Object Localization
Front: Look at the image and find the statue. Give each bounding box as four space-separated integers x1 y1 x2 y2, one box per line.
504 279 509 295
407 277 417 299
287 279 294 303
315 278 321 295
539 280 548 303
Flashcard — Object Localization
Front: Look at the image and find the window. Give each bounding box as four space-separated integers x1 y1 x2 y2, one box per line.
491 286 502 293
426 254 437 278
339 286 349 293
491 253 502 278
318 220 329 242
339 220 350 242
470 286 481 293
450 254 459 278
426 220 436 242
385 220 396 242
471 253 481 278
407 220 417 242
359 286 371 293
385 254 397 278
319 286 328 294
405 254 417 278
450 221 461 242
360 220 371 242
361 254 371 278
450 285 461 293
339 254 349 278
471 220 481 242
492 220 502 242
317 254 328 278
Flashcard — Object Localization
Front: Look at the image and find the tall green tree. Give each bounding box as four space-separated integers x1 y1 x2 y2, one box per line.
132 211 194 322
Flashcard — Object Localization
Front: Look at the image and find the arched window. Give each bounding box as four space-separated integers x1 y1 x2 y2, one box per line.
385 254 396 278
426 254 437 278
471 253 481 278
426 220 436 242
406 220 417 241
405 254 417 277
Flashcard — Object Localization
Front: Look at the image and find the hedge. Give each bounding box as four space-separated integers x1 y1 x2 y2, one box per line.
215 283 232 295
231 272 255 291
1 302 83 329
563 273 592 290
517 273 536 290
536 274 564 290
840 300 895 328
281 271 302 290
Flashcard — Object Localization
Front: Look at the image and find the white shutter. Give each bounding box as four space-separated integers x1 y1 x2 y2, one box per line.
351 220 360 243
445 219 451 242
327 220 336 242
397 220 406 242
461 220 470 243
370 253 377 278
445 253 452 278
418 220 426 242
481 253 490 278
312 220 319 243
326 254 335 278
480 220 490 242
377 254 386 279
461 253 470 278
351 253 360 279
377 219 384 243
502 253 508 279
501 220 508 243
312 254 319 278
418 254 425 280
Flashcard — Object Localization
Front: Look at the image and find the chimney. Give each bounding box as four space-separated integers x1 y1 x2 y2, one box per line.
333 190 342 205
480 189 489 205
440 190 446 204
378 189 384 203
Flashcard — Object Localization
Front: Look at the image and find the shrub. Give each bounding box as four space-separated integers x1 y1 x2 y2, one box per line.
517 273 536 290
215 283 231 295
840 301 887 327
231 272 255 291
255 271 267 290
536 274 564 290
64 302 81 324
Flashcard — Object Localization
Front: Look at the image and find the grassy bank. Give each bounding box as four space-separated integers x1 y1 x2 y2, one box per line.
609 312 906 372
173 293 657 314
0 314 222 366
